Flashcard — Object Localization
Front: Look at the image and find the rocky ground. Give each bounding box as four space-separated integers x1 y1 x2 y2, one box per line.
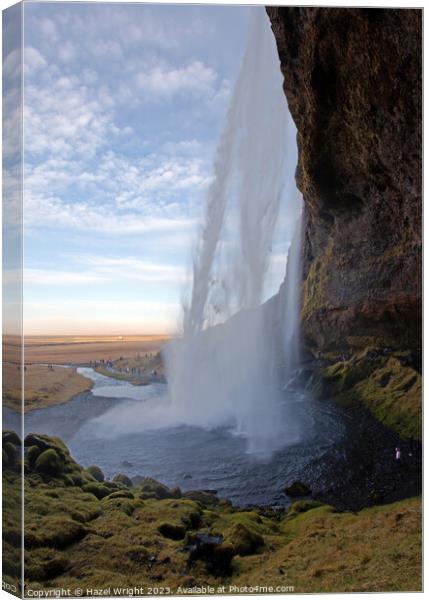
2 431 422 596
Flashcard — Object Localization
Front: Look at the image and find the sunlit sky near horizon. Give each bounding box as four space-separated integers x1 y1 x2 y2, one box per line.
4 2 296 335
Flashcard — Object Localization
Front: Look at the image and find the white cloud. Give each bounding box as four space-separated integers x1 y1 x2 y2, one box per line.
24 46 47 72
20 257 189 288
136 61 217 97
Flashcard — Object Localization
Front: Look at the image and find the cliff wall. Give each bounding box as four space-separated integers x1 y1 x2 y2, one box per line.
267 7 422 438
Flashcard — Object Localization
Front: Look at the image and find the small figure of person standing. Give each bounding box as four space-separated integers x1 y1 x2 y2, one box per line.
395 447 401 461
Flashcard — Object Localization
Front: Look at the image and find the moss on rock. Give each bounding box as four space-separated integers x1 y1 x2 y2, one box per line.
226 522 264 556
35 449 62 477
112 473 133 488
321 352 422 439
85 465 105 482
82 482 111 499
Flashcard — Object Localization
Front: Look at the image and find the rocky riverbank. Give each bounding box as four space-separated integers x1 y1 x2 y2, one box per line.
2 431 422 595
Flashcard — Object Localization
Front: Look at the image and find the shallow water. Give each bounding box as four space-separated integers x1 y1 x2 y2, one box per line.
3 367 350 507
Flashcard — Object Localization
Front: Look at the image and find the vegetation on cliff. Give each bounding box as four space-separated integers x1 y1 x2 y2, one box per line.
310 349 421 440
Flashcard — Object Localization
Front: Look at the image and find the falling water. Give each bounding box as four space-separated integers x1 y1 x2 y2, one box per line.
163 9 304 458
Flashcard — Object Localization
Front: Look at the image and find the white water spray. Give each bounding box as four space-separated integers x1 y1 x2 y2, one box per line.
163 9 304 457
80 10 304 457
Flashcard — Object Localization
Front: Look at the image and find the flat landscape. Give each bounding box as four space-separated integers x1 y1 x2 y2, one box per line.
3 334 170 365
2 335 170 412
2 363 94 412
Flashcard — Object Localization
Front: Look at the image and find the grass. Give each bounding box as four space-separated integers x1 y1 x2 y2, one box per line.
3 363 93 412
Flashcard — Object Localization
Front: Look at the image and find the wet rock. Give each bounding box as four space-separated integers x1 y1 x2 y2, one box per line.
186 533 235 575
284 481 311 497
138 477 174 500
3 430 21 447
267 7 422 402
113 473 133 488
183 490 219 507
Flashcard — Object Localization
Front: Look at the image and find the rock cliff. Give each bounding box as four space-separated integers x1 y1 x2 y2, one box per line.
267 7 422 438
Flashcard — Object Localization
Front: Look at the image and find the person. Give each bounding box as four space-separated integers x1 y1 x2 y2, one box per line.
395 447 401 461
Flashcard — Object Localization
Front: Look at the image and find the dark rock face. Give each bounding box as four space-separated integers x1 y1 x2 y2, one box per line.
267 7 422 359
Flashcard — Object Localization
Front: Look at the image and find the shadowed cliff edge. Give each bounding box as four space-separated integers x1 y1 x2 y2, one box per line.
267 7 422 439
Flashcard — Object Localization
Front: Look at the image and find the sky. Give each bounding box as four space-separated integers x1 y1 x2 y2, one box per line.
4 1 296 336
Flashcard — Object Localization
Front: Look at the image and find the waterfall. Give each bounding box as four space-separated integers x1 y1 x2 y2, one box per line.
163 8 304 458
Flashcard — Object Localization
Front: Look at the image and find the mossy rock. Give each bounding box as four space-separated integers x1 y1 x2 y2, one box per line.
4 442 18 466
287 500 324 517
3 430 21 447
138 477 173 500
82 482 111 499
26 551 69 582
68 472 84 486
35 449 63 477
104 490 134 500
103 481 120 490
183 490 219 507
226 523 264 556
158 522 187 540
27 445 41 468
113 473 133 488
25 517 87 549
3 449 9 469
85 465 105 482
186 533 235 575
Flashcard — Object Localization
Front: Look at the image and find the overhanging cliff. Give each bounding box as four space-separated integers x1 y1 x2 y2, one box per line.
267 7 422 438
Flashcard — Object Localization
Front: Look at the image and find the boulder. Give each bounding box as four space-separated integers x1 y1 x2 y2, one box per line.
284 481 311 497
138 477 173 500
82 483 111 499
113 473 133 488
35 449 62 477
3 430 21 447
187 533 235 575
227 523 264 556
3 442 18 466
85 465 105 482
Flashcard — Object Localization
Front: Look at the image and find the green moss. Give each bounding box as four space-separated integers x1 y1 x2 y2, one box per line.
85 465 105 482
287 500 324 517
321 353 421 439
35 449 62 477
27 445 41 468
4 434 419 593
137 477 173 499
302 237 334 321
25 548 69 581
4 442 18 466
104 490 134 500
226 522 264 556
82 482 111 499
25 516 88 549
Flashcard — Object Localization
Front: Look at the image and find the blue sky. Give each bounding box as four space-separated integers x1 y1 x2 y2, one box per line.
17 2 294 335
